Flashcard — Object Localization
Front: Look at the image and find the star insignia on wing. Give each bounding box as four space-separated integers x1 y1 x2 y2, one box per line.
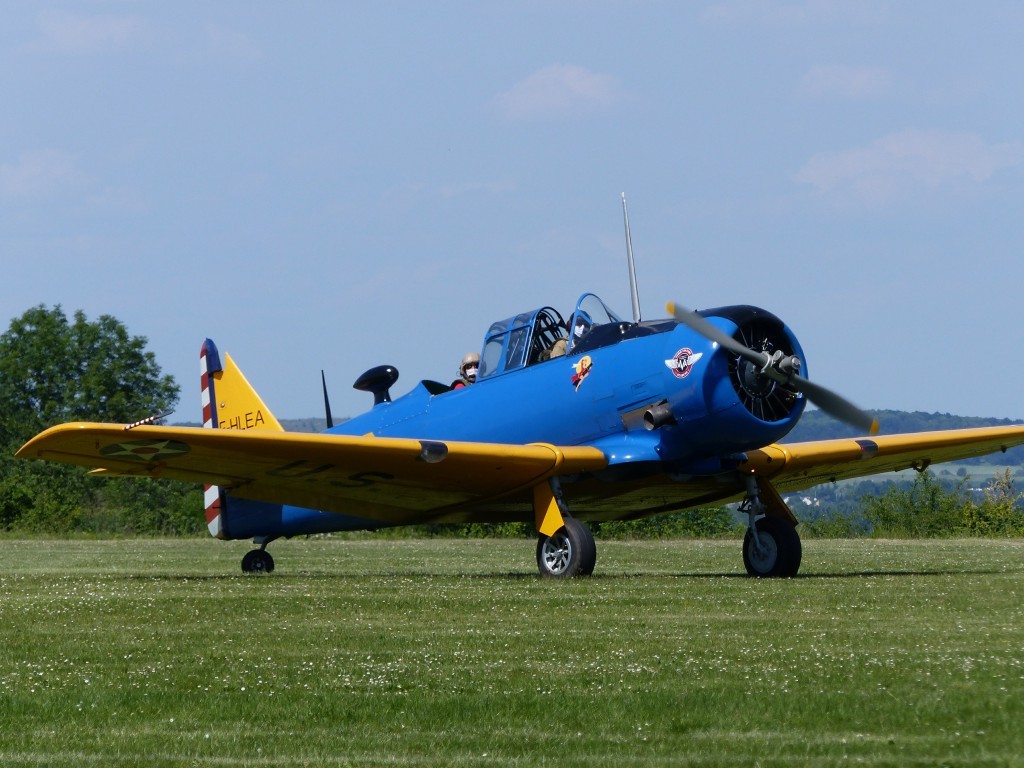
99 439 191 462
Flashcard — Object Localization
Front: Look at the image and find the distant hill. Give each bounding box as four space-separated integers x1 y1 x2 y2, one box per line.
281 418 330 433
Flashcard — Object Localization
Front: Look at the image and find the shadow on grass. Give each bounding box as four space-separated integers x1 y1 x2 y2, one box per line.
122 566 1021 583
787 568 1017 579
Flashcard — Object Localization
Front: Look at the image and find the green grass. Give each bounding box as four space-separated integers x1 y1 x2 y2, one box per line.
2 537 1023 767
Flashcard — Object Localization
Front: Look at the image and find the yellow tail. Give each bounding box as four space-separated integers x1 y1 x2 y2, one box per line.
202 342 283 432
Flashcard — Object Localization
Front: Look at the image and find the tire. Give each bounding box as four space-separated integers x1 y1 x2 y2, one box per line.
536 518 597 578
742 516 801 577
241 549 275 574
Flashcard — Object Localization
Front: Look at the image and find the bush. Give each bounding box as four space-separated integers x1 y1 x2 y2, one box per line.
801 510 870 538
370 507 741 540
961 469 1024 537
863 469 1024 538
591 506 741 540
82 479 205 536
0 451 204 537
390 522 535 539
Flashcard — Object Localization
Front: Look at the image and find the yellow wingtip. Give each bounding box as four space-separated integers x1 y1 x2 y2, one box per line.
869 419 880 436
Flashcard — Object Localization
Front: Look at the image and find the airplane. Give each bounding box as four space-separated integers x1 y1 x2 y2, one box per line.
15 207 1024 579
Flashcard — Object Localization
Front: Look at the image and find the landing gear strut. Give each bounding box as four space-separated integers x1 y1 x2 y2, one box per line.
241 538 276 574
739 475 802 577
533 478 596 578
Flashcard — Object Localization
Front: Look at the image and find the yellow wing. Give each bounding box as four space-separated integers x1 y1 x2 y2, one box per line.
16 423 608 525
17 422 1024 525
535 425 1024 521
743 425 1024 492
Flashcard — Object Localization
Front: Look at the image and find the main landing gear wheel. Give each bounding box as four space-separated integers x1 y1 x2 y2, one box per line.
536 518 596 578
241 548 275 574
742 516 801 577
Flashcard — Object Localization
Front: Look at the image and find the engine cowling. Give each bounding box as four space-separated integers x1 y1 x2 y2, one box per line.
651 305 807 462
700 305 803 424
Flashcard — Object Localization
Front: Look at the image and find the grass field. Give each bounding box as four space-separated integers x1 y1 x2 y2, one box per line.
1 537 1023 767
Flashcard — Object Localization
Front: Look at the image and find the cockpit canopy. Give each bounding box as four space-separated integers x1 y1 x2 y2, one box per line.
478 293 628 380
479 307 565 379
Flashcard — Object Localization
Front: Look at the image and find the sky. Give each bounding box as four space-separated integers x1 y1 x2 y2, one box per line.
2 1 1023 425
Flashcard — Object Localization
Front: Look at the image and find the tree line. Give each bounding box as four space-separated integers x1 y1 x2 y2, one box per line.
0 305 1020 539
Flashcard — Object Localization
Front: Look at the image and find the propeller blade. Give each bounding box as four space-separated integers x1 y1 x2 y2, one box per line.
787 376 880 435
666 302 769 367
666 301 879 435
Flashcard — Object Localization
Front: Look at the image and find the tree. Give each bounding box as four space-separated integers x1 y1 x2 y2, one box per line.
0 305 178 441
0 306 182 531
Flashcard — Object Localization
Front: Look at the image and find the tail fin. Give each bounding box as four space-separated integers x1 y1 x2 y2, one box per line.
200 339 283 433
200 339 283 538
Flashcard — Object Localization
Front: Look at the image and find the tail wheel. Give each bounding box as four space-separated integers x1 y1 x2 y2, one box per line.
536 518 596 578
742 516 801 577
241 549 275 574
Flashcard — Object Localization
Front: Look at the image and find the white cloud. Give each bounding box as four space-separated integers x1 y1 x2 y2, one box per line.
493 64 621 120
29 11 149 54
800 65 892 99
703 0 888 26
0 150 84 201
795 130 1024 202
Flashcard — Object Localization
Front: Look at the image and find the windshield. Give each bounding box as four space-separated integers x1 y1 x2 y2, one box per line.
568 293 624 352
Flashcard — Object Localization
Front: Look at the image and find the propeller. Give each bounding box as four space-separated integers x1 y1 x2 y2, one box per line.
667 301 879 435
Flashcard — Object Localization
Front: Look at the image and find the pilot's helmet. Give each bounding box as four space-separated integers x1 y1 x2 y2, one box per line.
460 352 480 382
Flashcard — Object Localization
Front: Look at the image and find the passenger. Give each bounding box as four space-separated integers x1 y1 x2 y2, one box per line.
451 352 479 389
536 337 567 363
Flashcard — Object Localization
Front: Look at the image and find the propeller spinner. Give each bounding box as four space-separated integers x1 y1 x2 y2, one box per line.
667 301 879 436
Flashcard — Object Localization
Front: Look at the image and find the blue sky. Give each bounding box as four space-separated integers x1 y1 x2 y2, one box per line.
3 1 1023 424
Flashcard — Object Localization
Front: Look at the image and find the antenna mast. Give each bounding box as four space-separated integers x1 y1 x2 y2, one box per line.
321 370 335 429
621 192 641 322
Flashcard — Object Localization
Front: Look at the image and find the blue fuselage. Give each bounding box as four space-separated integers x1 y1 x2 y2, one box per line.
331 315 806 469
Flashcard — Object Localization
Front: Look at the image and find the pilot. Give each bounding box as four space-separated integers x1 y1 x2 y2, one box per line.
573 315 590 342
452 352 480 389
